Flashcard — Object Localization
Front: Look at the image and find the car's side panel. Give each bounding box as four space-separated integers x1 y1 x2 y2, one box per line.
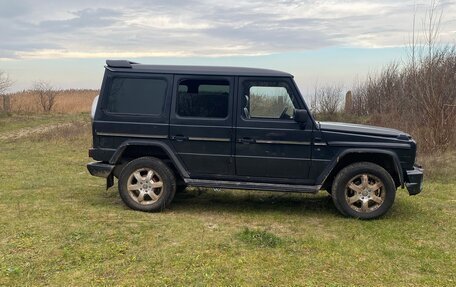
307 129 333 181
235 77 314 183
321 129 415 170
169 75 236 177
93 71 173 160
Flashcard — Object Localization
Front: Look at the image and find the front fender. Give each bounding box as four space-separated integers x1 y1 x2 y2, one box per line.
316 148 404 187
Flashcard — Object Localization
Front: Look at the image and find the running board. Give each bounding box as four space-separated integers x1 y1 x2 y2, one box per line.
184 179 321 193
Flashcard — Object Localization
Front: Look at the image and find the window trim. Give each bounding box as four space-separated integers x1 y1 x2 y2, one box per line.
102 74 170 117
241 79 298 122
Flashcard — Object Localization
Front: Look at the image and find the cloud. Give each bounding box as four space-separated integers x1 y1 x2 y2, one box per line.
38 8 122 33
0 0 29 18
0 0 455 60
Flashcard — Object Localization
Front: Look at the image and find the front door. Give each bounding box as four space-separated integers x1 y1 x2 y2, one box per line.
235 77 313 183
170 75 235 177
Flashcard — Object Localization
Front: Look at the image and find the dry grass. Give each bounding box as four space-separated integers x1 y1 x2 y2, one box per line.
1 121 91 142
418 151 456 183
1 89 98 114
0 113 90 143
30 121 91 142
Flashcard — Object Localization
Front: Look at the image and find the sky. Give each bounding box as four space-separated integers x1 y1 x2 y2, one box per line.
0 0 455 95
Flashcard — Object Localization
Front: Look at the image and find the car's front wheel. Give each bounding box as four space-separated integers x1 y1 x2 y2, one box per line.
118 157 176 212
331 162 396 219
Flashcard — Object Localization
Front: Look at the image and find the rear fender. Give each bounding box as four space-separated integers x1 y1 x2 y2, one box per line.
110 140 189 178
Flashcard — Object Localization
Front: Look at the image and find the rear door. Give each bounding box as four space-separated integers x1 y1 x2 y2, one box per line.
170 75 235 177
235 77 313 183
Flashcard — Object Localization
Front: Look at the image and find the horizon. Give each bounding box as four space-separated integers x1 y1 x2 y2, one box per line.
1 0 455 97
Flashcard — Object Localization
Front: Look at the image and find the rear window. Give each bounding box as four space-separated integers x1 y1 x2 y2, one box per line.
176 79 229 118
107 77 167 115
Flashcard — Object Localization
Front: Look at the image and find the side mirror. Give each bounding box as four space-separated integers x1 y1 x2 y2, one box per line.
294 109 308 123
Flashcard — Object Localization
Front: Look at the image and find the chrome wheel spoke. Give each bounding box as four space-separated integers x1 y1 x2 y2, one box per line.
133 171 143 182
151 181 163 188
360 200 369 212
361 174 369 188
145 170 154 182
369 182 383 192
128 183 140 191
348 194 360 204
137 190 146 202
371 194 383 204
348 183 363 194
148 191 159 201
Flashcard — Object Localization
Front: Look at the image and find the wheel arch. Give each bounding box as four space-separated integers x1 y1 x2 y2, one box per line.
318 149 404 191
109 140 189 179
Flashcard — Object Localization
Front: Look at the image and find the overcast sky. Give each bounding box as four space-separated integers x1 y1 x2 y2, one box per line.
1 0 455 93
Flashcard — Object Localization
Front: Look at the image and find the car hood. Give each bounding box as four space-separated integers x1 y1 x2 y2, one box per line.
319 121 409 138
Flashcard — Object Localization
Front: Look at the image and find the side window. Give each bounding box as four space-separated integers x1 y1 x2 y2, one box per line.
243 81 296 120
107 77 167 115
176 79 229 118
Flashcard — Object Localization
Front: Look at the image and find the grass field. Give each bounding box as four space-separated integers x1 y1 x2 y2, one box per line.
0 114 455 286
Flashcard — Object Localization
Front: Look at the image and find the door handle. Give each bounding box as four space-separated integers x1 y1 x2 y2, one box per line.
313 137 327 146
172 135 189 141
239 137 256 144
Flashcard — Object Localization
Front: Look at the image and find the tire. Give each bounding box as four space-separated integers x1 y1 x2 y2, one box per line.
176 184 187 193
118 157 176 212
331 162 396 219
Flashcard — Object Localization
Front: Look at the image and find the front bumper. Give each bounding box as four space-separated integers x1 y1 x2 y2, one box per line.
405 165 424 195
87 161 114 178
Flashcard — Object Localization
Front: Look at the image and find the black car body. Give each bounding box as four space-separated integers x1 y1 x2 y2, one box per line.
87 60 423 219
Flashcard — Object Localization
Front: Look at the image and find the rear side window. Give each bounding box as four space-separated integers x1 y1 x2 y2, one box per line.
176 79 229 118
107 77 167 115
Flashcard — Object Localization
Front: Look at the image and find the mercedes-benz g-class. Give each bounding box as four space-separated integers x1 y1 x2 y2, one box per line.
87 60 423 219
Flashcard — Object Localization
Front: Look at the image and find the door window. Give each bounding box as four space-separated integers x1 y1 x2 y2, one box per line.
243 81 296 120
176 79 229 118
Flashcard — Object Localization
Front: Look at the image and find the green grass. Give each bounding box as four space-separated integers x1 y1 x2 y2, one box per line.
236 227 283 248
0 115 455 286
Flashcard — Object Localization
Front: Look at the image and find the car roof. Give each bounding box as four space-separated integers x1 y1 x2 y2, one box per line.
105 60 293 77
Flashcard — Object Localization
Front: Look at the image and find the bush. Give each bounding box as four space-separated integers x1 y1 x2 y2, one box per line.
350 48 456 153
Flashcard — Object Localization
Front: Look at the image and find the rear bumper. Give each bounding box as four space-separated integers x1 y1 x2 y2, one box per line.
87 161 115 178
405 165 424 195
88 148 116 162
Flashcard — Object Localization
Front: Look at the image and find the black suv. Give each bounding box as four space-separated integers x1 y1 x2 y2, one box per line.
87 60 423 219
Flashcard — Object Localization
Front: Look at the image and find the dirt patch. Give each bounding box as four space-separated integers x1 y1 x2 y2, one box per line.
0 122 88 141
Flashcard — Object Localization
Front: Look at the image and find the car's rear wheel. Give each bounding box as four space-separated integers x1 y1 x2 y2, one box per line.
118 157 176 212
331 162 396 219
